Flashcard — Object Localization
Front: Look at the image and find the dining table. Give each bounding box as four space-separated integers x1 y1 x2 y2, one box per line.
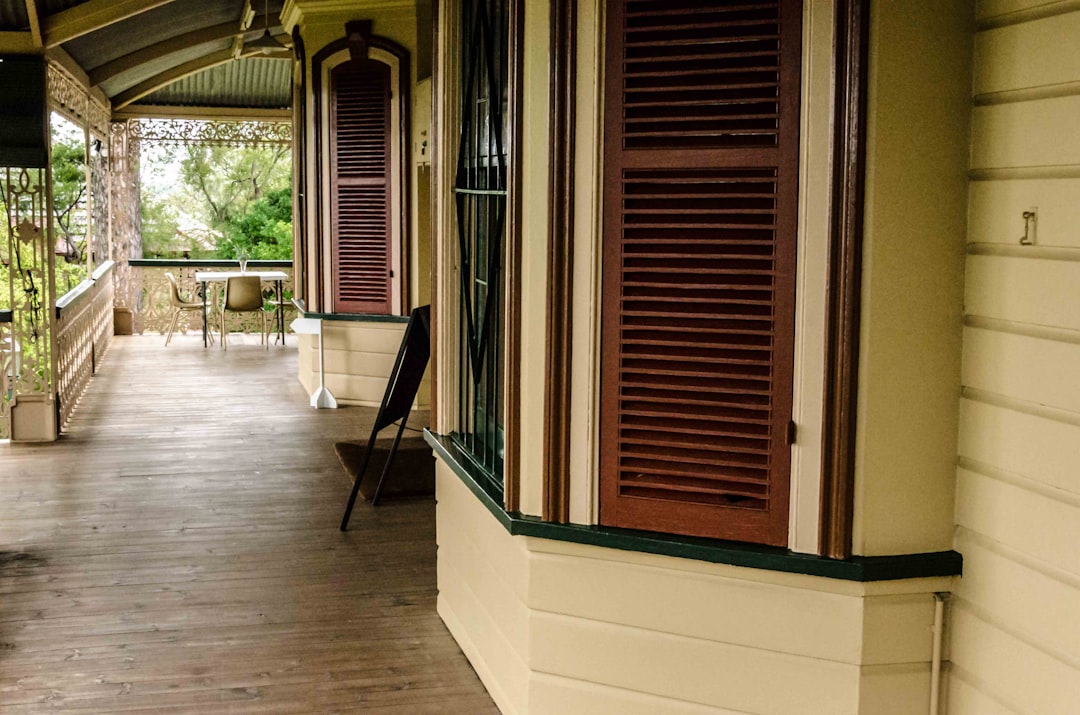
194 270 289 348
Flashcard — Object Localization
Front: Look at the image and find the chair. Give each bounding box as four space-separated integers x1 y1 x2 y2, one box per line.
220 275 269 351
264 294 288 346
164 272 213 346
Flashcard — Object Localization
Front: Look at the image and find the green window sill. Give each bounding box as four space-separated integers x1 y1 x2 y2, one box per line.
425 430 962 583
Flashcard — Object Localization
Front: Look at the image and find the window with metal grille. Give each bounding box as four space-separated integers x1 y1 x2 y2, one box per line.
330 59 393 315
599 0 802 546
451 0 510 494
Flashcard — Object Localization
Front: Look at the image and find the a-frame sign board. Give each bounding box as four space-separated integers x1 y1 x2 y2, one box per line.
340 305 431 531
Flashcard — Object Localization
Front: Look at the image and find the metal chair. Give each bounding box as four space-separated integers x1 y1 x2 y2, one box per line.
164 272 212 346
264 294 288 346
220 275 269 351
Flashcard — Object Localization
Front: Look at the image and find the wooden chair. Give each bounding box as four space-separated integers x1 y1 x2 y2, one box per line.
165 272 213 346
220 275 269 351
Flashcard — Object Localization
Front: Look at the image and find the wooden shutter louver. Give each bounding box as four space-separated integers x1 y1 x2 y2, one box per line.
600 0 801 546
331 60 392 314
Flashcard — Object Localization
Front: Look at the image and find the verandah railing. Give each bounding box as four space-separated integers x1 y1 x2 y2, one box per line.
55 260 115 430
129 259 295 338
0 310 11 440
3 260 295 439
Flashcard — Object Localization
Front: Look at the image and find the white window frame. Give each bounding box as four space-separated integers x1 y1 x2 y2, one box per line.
569 0 838 555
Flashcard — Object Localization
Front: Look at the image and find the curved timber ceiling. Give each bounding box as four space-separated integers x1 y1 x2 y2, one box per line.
0 0 292 112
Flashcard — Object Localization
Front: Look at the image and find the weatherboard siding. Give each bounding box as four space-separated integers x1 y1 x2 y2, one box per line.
297 321 430 408
951 1 1080 712
436 464 952 715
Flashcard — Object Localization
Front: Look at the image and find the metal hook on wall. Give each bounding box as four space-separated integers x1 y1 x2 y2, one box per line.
1019 209 1037 245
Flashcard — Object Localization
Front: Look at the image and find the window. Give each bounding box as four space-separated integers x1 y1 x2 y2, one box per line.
330 58 394 314
451 0 511 494
599 0 803 546
312 27 409 318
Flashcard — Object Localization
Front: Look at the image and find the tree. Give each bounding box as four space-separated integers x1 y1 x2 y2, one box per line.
140 194 184 258
139 140 292 259
51 125 87 266
177 144 290 231
220 187 293 260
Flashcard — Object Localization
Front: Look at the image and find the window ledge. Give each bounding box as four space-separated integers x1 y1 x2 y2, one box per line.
297 309 410 324
425 430 963 583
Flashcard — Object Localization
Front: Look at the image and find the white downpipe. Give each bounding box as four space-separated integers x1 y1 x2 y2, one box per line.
929 592 949 715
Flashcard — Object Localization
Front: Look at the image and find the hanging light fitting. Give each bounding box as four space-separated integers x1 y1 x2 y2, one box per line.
245 0 288 55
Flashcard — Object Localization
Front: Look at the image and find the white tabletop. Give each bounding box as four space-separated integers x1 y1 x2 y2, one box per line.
195 270 288 282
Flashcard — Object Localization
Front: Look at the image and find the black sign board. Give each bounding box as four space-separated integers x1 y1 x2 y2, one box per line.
340 306 431 529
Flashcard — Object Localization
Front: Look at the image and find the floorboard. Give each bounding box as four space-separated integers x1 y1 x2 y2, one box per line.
0 335 496 713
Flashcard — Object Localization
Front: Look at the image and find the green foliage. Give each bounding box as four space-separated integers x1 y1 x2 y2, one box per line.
140 193 179 257
139 140 292 259
55 259 89 296
51 117 87 270
0 119 90 309
220 187 293 261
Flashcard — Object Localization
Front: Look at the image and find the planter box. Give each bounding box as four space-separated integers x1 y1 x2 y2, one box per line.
114 307 134 335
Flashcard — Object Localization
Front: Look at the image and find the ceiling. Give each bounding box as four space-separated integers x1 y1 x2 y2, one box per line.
0 0 292 113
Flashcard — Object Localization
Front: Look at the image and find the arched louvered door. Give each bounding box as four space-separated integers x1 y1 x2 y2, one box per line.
599 0 802 546
330 59 393 314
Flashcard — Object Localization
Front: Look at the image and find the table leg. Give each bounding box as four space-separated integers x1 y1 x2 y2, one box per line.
276 280 285 345
201 280 208 348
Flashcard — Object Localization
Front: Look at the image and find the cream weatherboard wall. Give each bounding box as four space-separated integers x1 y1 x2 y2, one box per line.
950 1 1080 712
297 321 430 408
283 0 431 408
436 463 955 715
853 0 971 557
433 1 968 713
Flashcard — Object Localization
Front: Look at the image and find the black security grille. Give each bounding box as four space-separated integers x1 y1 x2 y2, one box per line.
452 0 509 492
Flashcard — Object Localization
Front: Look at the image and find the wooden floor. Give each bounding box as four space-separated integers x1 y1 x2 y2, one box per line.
0 334 496 714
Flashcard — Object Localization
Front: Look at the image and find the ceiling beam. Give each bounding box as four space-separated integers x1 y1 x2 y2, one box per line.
89 21 253 87
24 0 42 47
43 0 178 48
113 104 291 121
111 48 290 109
0 31 36 53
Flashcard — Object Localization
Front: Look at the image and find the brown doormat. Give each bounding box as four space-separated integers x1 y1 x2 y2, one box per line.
333 436 435 502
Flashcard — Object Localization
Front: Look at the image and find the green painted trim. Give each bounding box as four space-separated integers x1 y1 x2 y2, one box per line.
91 260 115 282
427 431 510 524
0 310 11 324
129 259 293 268
425 431 963 583
298 309 410 324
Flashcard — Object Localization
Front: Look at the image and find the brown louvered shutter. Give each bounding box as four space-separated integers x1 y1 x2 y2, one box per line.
330 59 392 314
599 0 801 546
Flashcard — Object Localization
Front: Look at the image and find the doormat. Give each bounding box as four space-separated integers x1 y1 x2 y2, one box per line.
333 435 434 502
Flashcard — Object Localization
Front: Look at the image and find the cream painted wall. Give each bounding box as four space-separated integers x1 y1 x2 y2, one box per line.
950 1 1080 712
437 464 955 715
297 321 430 408
515 0 553 518
283 0 421 313
853 0 972 556
430 2 991 712
285 1 430 406
284 2 417 72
